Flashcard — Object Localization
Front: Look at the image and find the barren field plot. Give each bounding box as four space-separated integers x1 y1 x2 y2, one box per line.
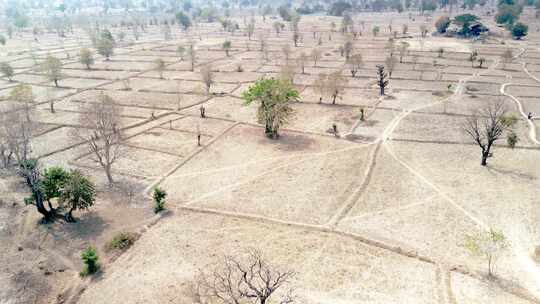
126 126 206 156
77 212 441 304
287 103 361 135
76 144 181 179
30 126 82 157
160 124 373 225
60 68 139 80
182 95 257 123
57 77 110 89
369 141 540 290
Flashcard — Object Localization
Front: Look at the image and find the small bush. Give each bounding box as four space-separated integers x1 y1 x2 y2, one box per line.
153 187 167 213
80 246 99 276
105 232 138 252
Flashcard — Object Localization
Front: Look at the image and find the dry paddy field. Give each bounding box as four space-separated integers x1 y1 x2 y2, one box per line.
1 9 540 304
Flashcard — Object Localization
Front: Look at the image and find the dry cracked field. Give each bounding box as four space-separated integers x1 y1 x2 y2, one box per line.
1 8 540 304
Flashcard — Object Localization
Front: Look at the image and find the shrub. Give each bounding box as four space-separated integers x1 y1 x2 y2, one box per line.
512 22 528 39
153 187 167 213
80 246 99 276
105 232 138 252
0 34 5 45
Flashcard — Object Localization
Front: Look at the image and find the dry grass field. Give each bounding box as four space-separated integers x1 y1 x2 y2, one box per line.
1 5 540 304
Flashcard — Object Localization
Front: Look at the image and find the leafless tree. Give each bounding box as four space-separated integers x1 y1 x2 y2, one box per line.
0 104 34 167
346 53 363 77
297 52 308 74
200 64 214 95
385 56 397 78
281 44 292 63
188 41 197 72
194 249 295 304
327 70 347 104
311 48 322 67
463 101 516 166
313 73 328 103
75 93 123 185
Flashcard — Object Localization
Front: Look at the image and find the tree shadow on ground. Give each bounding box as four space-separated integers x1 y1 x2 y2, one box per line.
48 211 109 243
486 165 537 181
261 132 317 152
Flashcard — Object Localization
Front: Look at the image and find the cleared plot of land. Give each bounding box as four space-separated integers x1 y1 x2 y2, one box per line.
77 212 441 304
161 124 374 225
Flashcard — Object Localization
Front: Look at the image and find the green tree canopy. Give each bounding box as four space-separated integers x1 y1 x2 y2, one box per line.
242 78 299 139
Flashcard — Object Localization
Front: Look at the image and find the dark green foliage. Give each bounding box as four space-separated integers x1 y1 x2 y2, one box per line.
278 5 292 21
453 14 482 36
421 0 438 11
80 246 99 276
153 187 167 213
511 22 528 39
328 1 352 16
58 170 96 222
495 4 521 25
0 34 5 45
176 11 191 30
507 131 519 148
105 232 138 252
41 166 70 204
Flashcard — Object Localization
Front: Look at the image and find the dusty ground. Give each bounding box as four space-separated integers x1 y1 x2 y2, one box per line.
1 8 540 304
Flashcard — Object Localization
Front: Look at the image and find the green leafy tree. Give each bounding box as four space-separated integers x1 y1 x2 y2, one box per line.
41 55 63 87
0 62 14 81
79 48 94 69
41 166 70 212
242 78 299 139
58 169 96 222
80 246 99 276
153 187 167 213
453 14 479 36
465 229 508 277
512 22 528 39
176 11 192 30
495 4 521 26
222 40 232 56
97 38 114 60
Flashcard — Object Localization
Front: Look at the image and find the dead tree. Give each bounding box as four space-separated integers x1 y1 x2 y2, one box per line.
75 93 123 185
200 64 214 95
0 104 34 168
463 101 516 166
194 249 295 304
376 65 389 95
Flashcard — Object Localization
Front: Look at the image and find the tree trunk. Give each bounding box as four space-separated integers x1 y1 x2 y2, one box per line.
105 166 114 185
54 79 59 87
380 86 384 96
481 151 489 166
332 93 337 104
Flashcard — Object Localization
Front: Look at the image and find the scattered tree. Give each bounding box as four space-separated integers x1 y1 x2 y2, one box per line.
75 93 123 185
311 48 322 67
465 229 508 277
154 58 166 79
58 169 96 222
512 22 528 39
327 71 347 104
385 56 398 78
79 48 94 69
194 249 295 304
376 65 389 95
222 40 232 56
347 53 363 77
97 37 114 60
200 64 214 95
242 78 299 139
41 55 63 87
462 101 517 166
0 62 14 81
